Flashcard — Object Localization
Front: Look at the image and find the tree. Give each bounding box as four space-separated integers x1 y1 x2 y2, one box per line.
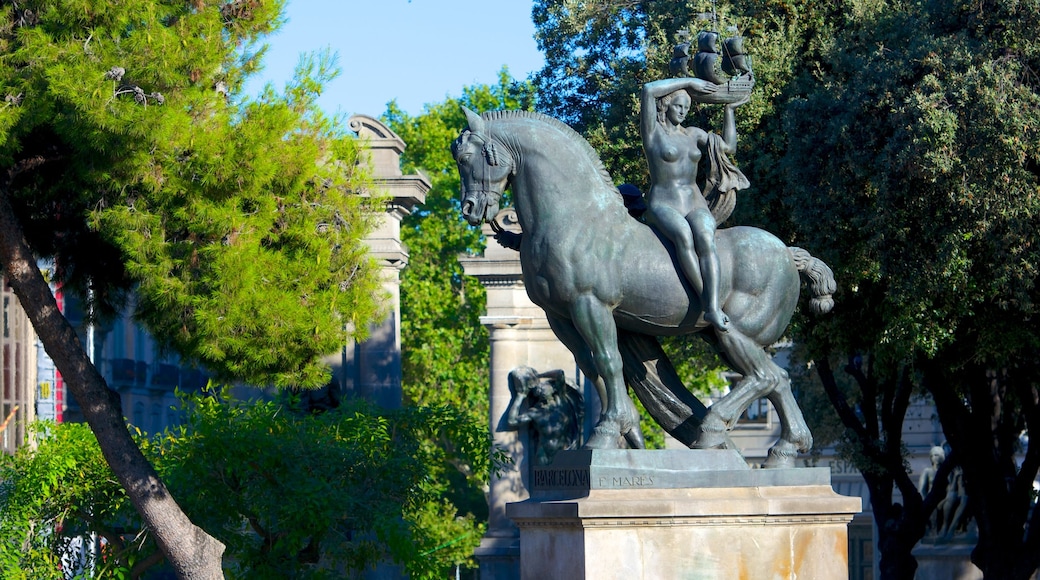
773 1 1040 578
0 1 383 576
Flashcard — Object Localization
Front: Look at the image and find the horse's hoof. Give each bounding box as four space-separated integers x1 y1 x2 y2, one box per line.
692 429 731 450
763 443 800 468
584 422 622 449
691 414 731 449
623 424 646 449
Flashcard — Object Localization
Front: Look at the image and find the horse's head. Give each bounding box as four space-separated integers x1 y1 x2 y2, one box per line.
452 107 512 226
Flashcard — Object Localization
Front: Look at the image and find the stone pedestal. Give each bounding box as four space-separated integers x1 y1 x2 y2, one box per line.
507 450 861 580
912 543 981 580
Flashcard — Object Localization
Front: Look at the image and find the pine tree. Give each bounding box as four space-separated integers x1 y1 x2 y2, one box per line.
0 1 383 576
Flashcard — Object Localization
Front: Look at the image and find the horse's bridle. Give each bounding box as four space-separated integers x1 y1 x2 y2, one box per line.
457 129 509 225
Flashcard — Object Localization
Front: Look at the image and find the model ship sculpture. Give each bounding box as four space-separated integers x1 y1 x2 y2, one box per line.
669 27 754 104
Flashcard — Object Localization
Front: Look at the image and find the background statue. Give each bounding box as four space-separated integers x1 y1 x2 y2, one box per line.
918 445 946 533
452 106 836 466
918 445 945 495
504 367 584 466
937 465 970 540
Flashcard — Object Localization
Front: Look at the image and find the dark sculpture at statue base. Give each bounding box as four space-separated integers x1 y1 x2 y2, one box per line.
504 367 585 466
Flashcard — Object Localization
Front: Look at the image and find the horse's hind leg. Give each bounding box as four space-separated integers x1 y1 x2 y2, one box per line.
693 329 773 448
697 329 811 466
764 379 813 468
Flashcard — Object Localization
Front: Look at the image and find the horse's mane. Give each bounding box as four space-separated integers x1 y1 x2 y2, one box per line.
481 110 620 196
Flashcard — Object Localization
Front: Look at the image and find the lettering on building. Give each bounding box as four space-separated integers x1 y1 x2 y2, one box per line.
828 460 862 475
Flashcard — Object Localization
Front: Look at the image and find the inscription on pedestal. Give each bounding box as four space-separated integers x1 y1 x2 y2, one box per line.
533 467 664 490
533 468 590 489
528 450 833 496
599 475 656 487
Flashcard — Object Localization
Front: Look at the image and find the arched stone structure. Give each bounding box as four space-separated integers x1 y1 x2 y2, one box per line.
325 115 430 408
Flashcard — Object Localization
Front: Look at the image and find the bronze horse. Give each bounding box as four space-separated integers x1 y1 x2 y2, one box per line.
453 108 835 467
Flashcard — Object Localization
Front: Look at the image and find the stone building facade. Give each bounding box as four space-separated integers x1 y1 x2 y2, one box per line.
0 281 38 454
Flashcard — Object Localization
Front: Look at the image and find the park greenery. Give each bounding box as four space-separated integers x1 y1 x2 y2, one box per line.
0 391 494 579
0 0 388 576
533 0 1040 578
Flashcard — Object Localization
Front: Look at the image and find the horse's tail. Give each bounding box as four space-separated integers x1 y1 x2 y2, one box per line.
789 247 836 315
618 331 736 450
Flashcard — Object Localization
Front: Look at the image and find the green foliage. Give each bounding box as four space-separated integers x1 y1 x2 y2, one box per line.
0 0 383 388
770 0 1040 368
153 391 492 579
0 422 137 579
659 335 730 399
0 393 499 579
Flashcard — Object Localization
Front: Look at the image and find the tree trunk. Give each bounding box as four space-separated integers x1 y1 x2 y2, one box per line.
816 357 938 580
867 473 928 580
876 530 919 580
0 190 225 579
925 362 1040 580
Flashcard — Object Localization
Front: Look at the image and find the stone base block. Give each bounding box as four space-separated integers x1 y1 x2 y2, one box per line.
913 543 979 580
474 534 520 580
507 450 861 580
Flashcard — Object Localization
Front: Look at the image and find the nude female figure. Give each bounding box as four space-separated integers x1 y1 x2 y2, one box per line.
640 78 748 332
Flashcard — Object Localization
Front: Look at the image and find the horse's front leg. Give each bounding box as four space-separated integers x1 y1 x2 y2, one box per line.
549 299 644 451
568 295 643 449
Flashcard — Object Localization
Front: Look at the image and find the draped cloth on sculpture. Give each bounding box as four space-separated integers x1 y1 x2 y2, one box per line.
703 132 751 225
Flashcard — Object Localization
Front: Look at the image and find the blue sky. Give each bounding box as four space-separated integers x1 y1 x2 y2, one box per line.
247 0 545 118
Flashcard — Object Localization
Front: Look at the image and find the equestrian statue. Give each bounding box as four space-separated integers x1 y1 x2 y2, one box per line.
451 72 835 468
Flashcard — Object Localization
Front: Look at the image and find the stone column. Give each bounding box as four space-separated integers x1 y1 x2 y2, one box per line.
460 210 583 580
330 116 429 409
